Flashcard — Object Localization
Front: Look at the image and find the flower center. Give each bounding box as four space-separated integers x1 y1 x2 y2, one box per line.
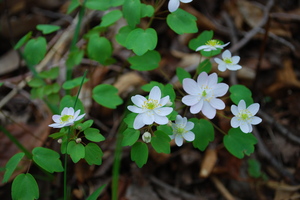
238 110 252 121
205 39 221 47
175 126 187 135
202 90 207 97
60 115 73 123
143 99 160 110
224 57 232 64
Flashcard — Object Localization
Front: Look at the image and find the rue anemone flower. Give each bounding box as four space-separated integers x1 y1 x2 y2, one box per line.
214 50 242 72
49 107 85 128
196 40 230 52
182 72 229 119
170 115 195 147
168 0 193 12
127 86 173 130
230 100 262 133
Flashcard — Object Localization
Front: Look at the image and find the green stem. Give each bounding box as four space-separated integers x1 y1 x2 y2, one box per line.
112 131 123 200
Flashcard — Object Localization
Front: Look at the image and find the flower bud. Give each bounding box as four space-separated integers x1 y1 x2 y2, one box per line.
57 138 62 144
76 138 82 144
166 100 173 107
142 132 151 143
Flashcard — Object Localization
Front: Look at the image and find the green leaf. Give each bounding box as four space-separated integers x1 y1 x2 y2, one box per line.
247 159 262 178
223 128 258 159
14 31 32 50
0 83 3 87
76 120 94 131
197 59 212 74
49 131 66 139
32 147 64 173
85 143 103 165
87 184 107 200
115 25 134 47
85 0 111 11
62 76 89 90
3 153 25 183
230 85 253 106
100 10 123 27
39 67 59 79
67 0 80 14
30 87 44 99
123 113 137 128
36 24 60 34
176 67 191 84
87 34 112 65
28 77 45 88
157 125 173 135
128 50 160 71
131 142 148 168
60 95 85 115
151 131 171 154
191 118 214 151
125 28 157 56
122 128 140 146
67 141 85 163
66 48 84 69
23 37 47 66
92 84 123 109
46 93 60 104
12 173 39 200
140 3 154 18
189 30 213 51
122 0 141 28
167 9 198 34
84 128 105 142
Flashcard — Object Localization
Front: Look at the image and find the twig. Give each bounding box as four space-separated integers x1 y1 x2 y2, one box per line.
149 176 206 200
210 176 236 200
258 110 300 145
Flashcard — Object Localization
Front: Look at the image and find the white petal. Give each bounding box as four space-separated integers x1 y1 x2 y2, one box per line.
190 100 203 114
131 95 146 107
75 113 85 121
61 107 69 115
182 95 199 106
197 72 208 86
133 114 145 129
183 131 195 141
154 114 169 125
168 0 180 12
49 123 62 128
207 73 218 86
183 78 199 95
227 64 242 71
230 117 240 128
175 135 183 146
210 98 225 110
196 45 209 51
221 42 230 48
222 50 231 59
180 0 193 3
159 96 170 106
128 105 144 113
143 111 155 125
67 107 75 115
202 102 216 119
52 115 61 123
154 107 173 116
240 122 250 133
213 83 229 97
73 110 80 119
251 116 262 125
231 105 239 115
247 103 260 115
149 86 161 101
217 64 227 72
169 134 175 140
238 100 246 111
185 121 194 131
231 56 240 64
214 58 223 65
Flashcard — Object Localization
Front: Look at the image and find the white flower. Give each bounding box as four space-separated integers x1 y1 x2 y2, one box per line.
127 86 173 130
49 107 85 128
142 132 151 143
170 115 195 146
168 0 193 12
214 50 242 72
230 100 262 133
182 72 229 119
196 40 230 52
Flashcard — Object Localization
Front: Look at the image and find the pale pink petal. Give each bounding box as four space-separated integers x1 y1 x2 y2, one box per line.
183 131 195 141
183 78 199 95
168 0 180 12
149 86 161 101
131 95 146 107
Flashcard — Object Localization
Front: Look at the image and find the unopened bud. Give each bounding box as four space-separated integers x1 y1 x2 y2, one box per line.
57 138 62 144
166 100 173 107
76 138 82 143
142 132 151 143
167 120 172 127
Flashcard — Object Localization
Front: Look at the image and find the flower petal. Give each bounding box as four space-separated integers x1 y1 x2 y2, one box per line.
142 111 155 125
231 105 239 115
238 100 246 111
133 114 145 129
185 121 194 131
247 103 260 115
149 86 161 101
75 113 85 121
131 95 147 107
73 110 80 119
230 117 240 128
213 83 229 97
217 64 227 72
52 115 61 123
154 107 173 116
202 102 216 119
182 95 199 106
197 72 208 86
210 98 225 110
227 64 242 71
251 116 262 125
159 96 170 106
180 0 193 3
183 78 199 95
168 0 180 12
190 100 203 114
175 135 183 146
207 73 218 86
61 107 69 115
128 105 144 113
183 131 195 141
240 122 250 133
153 114 169 125
231 56 240 64
214 58 223 65
67 107 75 115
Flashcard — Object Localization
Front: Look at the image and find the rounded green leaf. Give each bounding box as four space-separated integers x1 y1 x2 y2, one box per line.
123 0 141 28
67 0 80 14
85 143 103 165
131 142 148 168
125 28 157 56
123 113 137 128
85 0 110 11
176 67 191 84
247 159 262 178
128 50 161 71
76 120 94 131
122 128 140 146
151 131 171 154
100 10 123 27
66 48 84 69
3 152 25 183
12 173 39 200
23 37 47 66
62 76 89 90
189 30 213 51
36 24 60 34
14 31 32 50
67 141 85 163
115 25 134 47
224 128 258 159
39 67 59 79
229 84 253 106
140 4 154 18
191 118 214 151
167 8 198 34
197 59 212 74
28 77 45 88
92 84 123 109
84 128 105 142
87 34 112 65
32 147 64 173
